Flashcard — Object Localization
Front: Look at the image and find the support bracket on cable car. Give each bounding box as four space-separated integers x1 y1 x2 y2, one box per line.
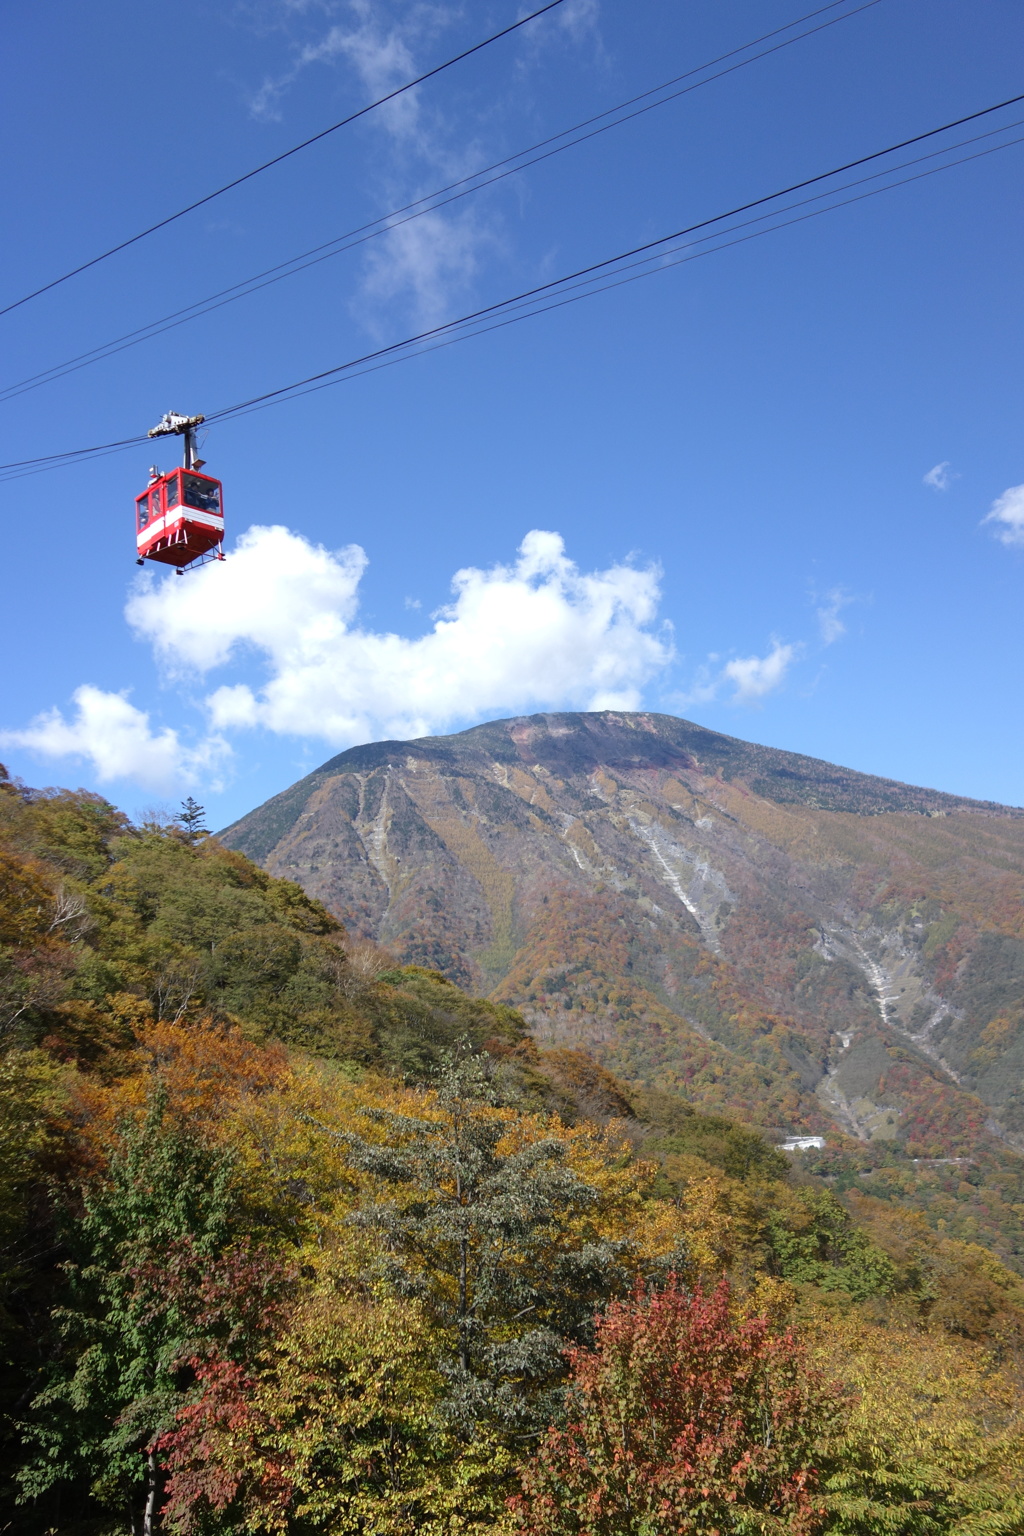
135 412 225 575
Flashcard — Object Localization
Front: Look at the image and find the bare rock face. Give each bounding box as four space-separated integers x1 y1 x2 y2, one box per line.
220 711 1024 1156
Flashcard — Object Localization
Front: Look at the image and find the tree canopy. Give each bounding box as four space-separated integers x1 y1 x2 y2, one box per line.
0 767 1022 1533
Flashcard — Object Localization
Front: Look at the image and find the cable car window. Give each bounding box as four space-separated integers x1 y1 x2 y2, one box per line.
137 499 149 530
150 488 162 517
182 474 220 514
165 475 180 510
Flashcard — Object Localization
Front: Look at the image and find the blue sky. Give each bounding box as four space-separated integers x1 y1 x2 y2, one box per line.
2 0 1023 826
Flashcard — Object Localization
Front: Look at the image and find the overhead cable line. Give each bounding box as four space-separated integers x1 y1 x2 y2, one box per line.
3 95 1021 480
0 0 567 320
5 127 1020 481
363 124 1024 389
177 133 1022 452
198 91 1024 419
0 0 884 405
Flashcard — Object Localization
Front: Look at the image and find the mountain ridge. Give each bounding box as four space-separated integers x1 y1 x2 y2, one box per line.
224 712 1020 867
221 710 1024 1263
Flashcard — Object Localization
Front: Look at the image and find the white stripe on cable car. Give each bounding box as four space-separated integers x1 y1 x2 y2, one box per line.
138 513 168 541
137 510 223 546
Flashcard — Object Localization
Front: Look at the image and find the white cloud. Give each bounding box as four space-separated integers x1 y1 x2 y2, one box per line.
0 686 229 792
816 587 852 645
126 524 366 674
983 483 1024 547
672 658 720 709
556 0 601 39
360 205 494 329
250 4 488 327
722 640 797 702
251 3 427 134
923 461 955 490
245 0 596 331
673 639 798 709
126 525 673 748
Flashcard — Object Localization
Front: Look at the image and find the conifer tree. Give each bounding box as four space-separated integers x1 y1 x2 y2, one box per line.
175 798 207 845
346 1045 656 1440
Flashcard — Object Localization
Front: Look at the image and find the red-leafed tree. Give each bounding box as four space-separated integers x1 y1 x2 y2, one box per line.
152 1239 297 1532
509 1278 845 1536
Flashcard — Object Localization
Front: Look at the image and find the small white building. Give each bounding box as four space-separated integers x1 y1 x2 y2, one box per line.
778 1135 826 1152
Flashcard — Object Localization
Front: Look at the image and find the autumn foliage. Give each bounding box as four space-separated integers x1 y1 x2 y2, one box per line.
511 1278 842 1536
2 770 1024 1534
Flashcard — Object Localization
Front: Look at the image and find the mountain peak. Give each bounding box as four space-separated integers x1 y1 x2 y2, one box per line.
221 711 1024 1165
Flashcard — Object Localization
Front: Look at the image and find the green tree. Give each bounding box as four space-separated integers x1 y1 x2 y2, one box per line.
767 1189 897 1301
0 1049 67 1532
18 1090 236 1532
155 1049 687 1534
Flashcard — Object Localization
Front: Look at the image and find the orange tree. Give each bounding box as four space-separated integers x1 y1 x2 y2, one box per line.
509 1277 845 1536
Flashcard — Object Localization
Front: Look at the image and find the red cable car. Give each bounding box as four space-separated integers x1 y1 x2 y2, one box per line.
135 412 225 575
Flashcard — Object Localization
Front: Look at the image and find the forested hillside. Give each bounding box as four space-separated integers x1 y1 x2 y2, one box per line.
2 764 1023 1533
221 710 1024 1269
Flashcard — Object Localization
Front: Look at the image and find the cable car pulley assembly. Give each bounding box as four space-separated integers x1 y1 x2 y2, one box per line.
135 412 224 575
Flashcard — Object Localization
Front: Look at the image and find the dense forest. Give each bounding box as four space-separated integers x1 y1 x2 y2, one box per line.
1 765 1022 1533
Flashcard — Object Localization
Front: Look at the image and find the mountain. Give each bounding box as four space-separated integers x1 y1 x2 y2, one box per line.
221 711 1024 1253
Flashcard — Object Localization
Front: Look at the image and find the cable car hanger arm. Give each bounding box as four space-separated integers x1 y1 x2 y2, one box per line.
148 411 205 470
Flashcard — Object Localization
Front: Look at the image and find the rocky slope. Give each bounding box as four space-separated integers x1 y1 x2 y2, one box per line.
221 712 1024 1165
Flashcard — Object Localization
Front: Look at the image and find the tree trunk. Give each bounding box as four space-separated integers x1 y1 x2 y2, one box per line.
142 1447 160 1535
459 1235 468 1371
